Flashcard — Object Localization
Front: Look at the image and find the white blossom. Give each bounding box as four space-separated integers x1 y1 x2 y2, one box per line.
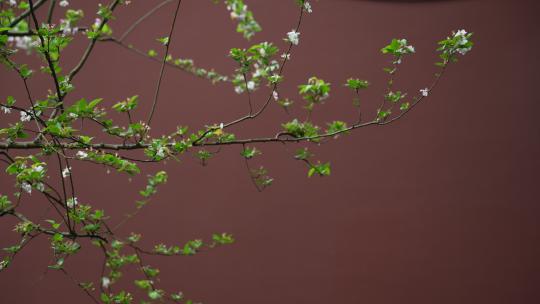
101 277 111 289
36 183 45 192
20 111 31 122
34 165 44 173
234 86 244 94
281 53 291 60
451 29 472 55
455 29 468 37
457 48 471 56
304 2 313 13
9 0 17 6
21 182 32 194
287 30 300 46
62 167 71 178
272 90 279 101
76 151 88 159
227 2 248 21
269 60 279 71
420 88 429 97
156 146 165 158
10 36 36 51
59 0 69 7
219 123 224 129
1 106 11 114
252 68 262 78
60 19 72 36
67 197 78 208
246 81 255 91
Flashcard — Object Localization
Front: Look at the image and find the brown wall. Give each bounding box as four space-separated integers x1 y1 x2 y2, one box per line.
1 0 539 303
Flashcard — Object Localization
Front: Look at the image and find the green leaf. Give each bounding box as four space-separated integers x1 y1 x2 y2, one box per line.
345 78 369 90
19 64 33 79
294 148 312 160
308 162 331 177
157 36 169 46
148 290 164 300
142 266 160 278
212 233 235 245
298 77 331 106
241 146 261 159
326 121 348 135
400 102 410 111
134 279 152 290
282 119 320 139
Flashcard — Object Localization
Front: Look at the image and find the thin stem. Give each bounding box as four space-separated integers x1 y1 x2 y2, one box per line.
46 0 56 24
101 38 229 82
242 72 253 115
146 0 183 126
60 268 100 304
28 0 63 104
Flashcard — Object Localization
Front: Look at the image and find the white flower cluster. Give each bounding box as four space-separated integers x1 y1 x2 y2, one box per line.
420 88 429 97
397 39 415 55
1 106 11 114
62 166 71 178
452 29 472 55
227 1 248 21
102 277 111 289
287 30 300 46
155 146 166 158
59 0 69 7
7 36 39 52
67 197 78 208
20 111 31 122
59 18 79 36
21 182 32 194
303 1 313 13
233 60 279 94
8 0 16 6
20 165 46 194
76 151 89 159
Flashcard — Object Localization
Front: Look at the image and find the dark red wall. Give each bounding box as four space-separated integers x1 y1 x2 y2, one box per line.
1 0 539 303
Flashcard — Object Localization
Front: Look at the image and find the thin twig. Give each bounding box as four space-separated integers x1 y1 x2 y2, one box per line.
146 0 183 126
67 0 121 81
119 0 174 42
46 0 56 24
8 0 48 28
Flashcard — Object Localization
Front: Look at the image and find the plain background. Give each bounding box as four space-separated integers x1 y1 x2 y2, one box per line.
1 0 539 303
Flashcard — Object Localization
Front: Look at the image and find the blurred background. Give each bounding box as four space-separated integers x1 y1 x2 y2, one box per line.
1 0 539 303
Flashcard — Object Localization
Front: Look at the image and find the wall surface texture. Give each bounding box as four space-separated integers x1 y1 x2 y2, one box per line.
1 0 539 303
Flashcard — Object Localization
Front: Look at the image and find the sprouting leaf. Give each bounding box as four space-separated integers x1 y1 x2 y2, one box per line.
241 146 261 159
345 78 369 90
